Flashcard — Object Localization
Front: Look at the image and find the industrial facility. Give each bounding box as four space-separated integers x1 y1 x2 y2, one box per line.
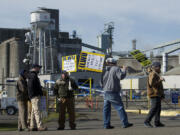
0 7 180 98
0 7 114 97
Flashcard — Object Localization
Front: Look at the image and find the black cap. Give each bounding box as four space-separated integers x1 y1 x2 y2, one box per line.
152 62 161 67
61 70 67 74
32 64 42 68
19 69 28 76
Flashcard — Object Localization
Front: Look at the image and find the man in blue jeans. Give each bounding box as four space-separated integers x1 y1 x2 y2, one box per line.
101 58 133 129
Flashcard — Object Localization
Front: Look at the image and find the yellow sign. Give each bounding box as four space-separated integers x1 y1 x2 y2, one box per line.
130 50 152 67
78 51 105 72
62 55 77 72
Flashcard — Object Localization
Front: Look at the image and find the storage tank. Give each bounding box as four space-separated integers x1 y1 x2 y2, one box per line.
30 9 50 28
98 34 110 54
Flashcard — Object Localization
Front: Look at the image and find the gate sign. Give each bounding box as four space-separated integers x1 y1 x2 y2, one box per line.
62 55 77 72
130 50 152 67
172 92 179 104
78 51 105 72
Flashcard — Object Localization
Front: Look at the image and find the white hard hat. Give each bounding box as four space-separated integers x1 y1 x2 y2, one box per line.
106 58 117 64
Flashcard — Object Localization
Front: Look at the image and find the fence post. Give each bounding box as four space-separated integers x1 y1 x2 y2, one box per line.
126 91 128 109
130 79 133 101
89 78 92 100
148 97 150 110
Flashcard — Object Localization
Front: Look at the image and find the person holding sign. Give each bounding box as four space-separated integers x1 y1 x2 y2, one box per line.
101 58 133 129
144 62 165 128
54 71 78 130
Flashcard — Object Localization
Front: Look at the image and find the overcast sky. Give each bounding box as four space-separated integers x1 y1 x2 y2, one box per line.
1 0 180 52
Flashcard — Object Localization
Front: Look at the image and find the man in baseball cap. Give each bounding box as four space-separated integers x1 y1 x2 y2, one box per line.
32 64 42 69
28 64 47 131
101 57 133 129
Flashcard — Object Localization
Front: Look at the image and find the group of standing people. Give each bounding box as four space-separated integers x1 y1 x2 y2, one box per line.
16 58 164 132
17 64 47 131
16 64 78 132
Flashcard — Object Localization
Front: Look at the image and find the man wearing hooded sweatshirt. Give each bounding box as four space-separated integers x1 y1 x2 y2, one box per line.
101 58 133 129
16 70 29 131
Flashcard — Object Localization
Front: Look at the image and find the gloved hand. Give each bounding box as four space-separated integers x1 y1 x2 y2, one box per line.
57 98 66 103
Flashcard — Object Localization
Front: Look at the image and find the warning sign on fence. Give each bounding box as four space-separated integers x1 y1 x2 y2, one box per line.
78 51 105 72
40 96 47 111
171 92 179 104
62 55 77 72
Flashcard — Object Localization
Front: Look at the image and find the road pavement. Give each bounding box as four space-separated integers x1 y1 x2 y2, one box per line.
0 108 180 135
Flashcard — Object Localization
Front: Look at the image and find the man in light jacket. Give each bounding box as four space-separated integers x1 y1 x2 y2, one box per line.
101 58 133 129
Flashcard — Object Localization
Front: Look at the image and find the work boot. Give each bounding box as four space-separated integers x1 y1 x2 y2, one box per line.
144 122 153 128
104 125 114 129
57 127 64 130
38 127 48 131
71 127 76 130
29 127 38 131
123 123 133 128
155 122 165 127
18 128 23 132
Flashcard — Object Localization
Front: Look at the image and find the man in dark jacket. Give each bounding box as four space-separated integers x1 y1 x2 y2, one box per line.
54 71 78 130
16 70 29 131
28 64 47 131
144 62 165 128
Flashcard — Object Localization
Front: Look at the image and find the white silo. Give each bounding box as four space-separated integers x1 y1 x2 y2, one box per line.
30 9 50 74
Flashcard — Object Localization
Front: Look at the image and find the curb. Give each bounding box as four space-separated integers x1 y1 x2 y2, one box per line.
126 109 180 116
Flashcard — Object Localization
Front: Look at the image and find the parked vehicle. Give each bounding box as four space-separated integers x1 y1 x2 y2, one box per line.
0 96 18 115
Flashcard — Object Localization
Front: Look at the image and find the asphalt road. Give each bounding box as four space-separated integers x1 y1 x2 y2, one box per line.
0 109 180 135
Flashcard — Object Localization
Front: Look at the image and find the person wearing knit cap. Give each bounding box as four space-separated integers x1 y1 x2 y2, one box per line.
16 69 29 131
144 62 165 128
54 70 78 130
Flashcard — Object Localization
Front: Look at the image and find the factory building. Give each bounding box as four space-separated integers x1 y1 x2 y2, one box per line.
0 28 29 44
0 38 28 79
1 7 180 98
117 55 179 75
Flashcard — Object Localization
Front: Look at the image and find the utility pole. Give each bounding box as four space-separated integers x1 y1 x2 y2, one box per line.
2 68 4 89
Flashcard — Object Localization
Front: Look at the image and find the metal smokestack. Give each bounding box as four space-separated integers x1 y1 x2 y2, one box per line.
132 39 137 50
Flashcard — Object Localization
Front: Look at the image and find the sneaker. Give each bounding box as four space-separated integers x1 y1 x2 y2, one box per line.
57 127 64 130
144 122 153 128
155 123 165 127
104 125 114 129
38 127 47 131
123 123 133 128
